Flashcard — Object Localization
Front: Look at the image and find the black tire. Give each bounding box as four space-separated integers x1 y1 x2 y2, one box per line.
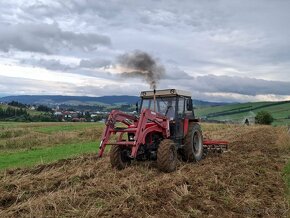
110 145 131 170
157 139 177 173
183 122 204 162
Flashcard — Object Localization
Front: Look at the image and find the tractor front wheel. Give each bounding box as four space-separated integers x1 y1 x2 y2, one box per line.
110 145 131 170
157 139 177 173
183 122 204 162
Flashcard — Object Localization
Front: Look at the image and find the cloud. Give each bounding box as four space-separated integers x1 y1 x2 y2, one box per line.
191 91 290 103
0 22 111 54
20 58 74 71
0 75 74 96
79 58 111 68
19 57 114 80
7 55 290 102
21 57 112 72
160 74 290 97
0 0 290 102
0 75 145 97
1 73 290 103
165 68 193 80
192 75 290 96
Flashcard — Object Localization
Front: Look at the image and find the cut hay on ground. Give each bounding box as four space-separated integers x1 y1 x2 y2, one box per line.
0 124 289 217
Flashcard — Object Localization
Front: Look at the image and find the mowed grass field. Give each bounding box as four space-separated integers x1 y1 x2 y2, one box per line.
0 122 104 170
0 122 289 217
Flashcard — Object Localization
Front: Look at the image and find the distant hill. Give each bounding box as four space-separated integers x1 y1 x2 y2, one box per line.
192 100 230 107
0 95 140 106
0 95 227 107
1 95 289 125
195 101 290 126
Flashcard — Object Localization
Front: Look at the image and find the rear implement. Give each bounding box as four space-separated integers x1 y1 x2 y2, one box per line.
203 140 228 153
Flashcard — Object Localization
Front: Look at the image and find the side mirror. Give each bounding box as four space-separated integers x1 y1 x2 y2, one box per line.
135 102 139 113
186 99 193 111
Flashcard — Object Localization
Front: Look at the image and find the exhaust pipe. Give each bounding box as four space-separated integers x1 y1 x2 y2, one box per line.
153 89 156 112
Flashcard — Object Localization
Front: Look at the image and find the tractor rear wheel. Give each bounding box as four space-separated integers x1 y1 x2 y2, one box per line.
110 145 131 170
157 139 177 173
183 122 204 162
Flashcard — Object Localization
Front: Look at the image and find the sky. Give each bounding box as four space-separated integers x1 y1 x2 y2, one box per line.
0 0 290 102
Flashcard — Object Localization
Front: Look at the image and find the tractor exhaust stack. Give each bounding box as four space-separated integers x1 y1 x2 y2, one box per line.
153 89 156 112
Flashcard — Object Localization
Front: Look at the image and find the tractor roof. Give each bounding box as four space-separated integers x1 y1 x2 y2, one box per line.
140 89 192 98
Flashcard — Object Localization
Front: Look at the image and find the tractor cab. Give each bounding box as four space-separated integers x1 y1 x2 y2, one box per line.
139 89 196 142
139 89 195 119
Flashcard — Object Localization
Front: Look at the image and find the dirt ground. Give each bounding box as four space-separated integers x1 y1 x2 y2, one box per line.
0 124 289 217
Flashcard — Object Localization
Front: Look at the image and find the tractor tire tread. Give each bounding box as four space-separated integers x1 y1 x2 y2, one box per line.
157 139 177 173
110 145 129 170
183 122 203 162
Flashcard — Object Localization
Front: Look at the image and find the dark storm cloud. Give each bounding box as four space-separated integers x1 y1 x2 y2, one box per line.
0 22 111 54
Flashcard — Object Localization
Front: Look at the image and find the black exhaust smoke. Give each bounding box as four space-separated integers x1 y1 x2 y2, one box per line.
117 50 165 89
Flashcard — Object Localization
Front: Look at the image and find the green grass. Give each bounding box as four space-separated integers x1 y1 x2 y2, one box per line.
0 122 104 151
0 121 106 170
195 101 290 125
36 122 100 134
0 141 102 170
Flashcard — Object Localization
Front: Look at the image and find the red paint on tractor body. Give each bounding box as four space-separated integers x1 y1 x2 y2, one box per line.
98 109 170 158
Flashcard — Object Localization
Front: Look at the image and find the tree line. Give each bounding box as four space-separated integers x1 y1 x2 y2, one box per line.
0 107 29 119
0 101 57 122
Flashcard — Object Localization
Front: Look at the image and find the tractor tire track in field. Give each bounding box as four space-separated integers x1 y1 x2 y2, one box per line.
0 124 289 217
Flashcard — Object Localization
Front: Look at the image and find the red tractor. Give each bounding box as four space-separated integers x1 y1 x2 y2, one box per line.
98 89 228 172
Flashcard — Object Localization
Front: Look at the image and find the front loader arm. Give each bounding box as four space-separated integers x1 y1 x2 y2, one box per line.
98 109 170 158
98 110 138 157
130 109 170 157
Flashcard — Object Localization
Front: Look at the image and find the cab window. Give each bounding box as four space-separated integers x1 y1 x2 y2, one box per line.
177 97 185 117
141 97 176 119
